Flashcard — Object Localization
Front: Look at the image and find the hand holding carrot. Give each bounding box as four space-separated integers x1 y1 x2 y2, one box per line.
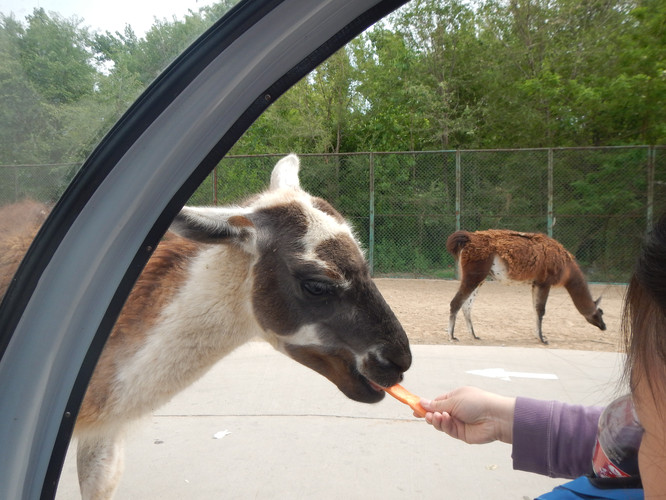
419 386 516 444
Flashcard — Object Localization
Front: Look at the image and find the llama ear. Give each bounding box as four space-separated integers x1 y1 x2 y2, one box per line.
170 206 256 247
269 154 301 191
594 296 603 307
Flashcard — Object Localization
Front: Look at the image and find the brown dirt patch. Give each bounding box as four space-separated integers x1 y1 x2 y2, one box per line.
375 278 625 352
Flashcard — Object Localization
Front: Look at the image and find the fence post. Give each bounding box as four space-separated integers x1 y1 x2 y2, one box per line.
14 166 19 203
368 152 375 276
547 148 554 237
647 145 655 231
455 150 461 231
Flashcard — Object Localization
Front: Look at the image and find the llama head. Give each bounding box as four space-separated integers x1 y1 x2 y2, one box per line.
586 297 606 331
171 154 412 403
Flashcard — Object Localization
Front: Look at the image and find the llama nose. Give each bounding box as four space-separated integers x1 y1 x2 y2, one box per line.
365 345 412 381
386 346 412 373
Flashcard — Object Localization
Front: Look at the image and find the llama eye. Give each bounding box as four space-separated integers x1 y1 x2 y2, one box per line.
302 280 334 297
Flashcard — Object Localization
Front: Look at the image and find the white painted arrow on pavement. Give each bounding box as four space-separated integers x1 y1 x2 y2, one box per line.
466 368 558 381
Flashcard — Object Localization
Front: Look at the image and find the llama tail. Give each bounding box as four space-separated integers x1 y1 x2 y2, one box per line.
446 230 470 257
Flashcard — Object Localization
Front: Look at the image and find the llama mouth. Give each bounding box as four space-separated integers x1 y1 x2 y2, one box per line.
366 378 384 392
367 379 387 392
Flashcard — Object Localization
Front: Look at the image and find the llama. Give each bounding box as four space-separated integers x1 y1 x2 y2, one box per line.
445 229 606 344
0 155 412 500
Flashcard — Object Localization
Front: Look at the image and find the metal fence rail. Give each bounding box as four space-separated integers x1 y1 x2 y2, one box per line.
3 146 664 282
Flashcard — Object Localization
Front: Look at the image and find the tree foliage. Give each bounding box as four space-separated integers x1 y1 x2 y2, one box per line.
0 0 664 166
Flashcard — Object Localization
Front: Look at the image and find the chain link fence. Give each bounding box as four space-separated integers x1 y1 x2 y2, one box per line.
194 147 664 283
2 146 663 283
0 163 77 204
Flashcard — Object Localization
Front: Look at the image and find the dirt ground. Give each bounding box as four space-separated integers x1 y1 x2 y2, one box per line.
374 278 626 352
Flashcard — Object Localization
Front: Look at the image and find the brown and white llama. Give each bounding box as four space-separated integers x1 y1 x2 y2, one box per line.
445 229 606 344
0 155 412 500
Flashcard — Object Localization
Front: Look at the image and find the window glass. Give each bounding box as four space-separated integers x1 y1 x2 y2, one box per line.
0 0 238 205
0 0 238 294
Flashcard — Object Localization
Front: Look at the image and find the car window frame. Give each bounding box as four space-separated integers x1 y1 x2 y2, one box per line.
0 0 408 497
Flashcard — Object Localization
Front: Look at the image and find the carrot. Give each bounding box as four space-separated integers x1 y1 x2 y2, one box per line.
384 383 427 418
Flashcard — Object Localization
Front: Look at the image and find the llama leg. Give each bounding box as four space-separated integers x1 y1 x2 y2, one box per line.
448 284 482 341
449 258 490 341
461 288 481 340
448 289 470 341
532 283 551 345
77 431 125 500
447 294 461 341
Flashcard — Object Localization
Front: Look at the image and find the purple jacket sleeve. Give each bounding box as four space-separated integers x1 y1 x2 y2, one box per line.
511 397 604 479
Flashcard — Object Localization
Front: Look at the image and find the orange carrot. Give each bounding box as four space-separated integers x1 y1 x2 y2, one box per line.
384 383 427 418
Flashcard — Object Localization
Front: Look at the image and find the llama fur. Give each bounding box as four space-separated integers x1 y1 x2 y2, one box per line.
446 229 606 344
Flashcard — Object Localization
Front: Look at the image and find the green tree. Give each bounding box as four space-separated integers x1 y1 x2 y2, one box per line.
477 0 639 147
393 0 485 149
0 11 99 167
19 8 97 104
0 14 50 165
311 48 356 153
348 26 422 151
609 0 666 144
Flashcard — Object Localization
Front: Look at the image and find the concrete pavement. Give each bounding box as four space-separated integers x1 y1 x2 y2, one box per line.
55 342 626 499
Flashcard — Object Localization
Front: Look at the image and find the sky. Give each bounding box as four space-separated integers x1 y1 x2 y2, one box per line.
0 0 221 36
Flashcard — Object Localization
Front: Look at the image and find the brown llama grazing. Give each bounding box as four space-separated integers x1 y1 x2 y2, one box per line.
0 155 412 500
445 229 606 344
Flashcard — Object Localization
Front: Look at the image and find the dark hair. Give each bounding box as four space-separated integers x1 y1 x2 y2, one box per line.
623 214 666 398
